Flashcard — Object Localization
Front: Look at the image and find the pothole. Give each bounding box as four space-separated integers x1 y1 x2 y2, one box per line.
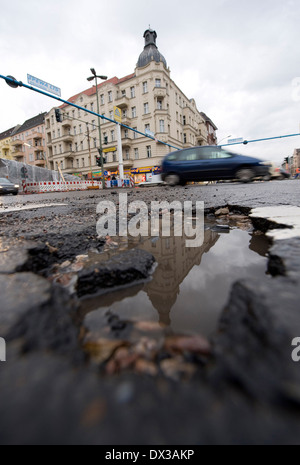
46 213 272 379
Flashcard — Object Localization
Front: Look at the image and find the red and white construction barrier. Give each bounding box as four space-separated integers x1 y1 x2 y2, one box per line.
130 176 135 188
22 181 101 194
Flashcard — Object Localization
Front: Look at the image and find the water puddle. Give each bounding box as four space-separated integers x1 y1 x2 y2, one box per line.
50 215 271 377
81 220 270 338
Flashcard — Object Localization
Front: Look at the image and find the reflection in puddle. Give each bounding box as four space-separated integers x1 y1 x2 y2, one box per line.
82 222 270 338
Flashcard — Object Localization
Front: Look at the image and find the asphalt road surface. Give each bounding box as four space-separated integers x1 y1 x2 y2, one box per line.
1 179 300 445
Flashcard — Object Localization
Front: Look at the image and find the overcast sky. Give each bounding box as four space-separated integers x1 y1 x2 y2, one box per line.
1 0 299 163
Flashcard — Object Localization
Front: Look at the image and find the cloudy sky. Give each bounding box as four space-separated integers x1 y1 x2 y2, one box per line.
0 0 299 162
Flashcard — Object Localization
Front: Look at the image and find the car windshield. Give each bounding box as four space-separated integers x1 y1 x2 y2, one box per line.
0 178 12 184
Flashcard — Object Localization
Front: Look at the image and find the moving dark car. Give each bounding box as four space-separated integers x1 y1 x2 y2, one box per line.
161 146 270 186
0 178 19 195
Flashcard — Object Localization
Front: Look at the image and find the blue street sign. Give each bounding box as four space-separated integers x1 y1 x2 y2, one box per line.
27 74 61 97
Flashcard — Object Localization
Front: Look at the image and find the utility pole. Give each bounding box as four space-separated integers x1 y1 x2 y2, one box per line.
86 125 94 185
87 69 107 189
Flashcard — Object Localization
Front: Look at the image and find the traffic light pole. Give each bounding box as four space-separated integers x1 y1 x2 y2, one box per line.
95 76 105 190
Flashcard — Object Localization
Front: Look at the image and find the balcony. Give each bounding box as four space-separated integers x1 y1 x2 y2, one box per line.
13 149 24 157
14 154 24 162
53 133 74 143
33 145 44 152
155 133 168 143
115 95 130 108
63 151 76 159
11 139 23 147
32 131 43 140
153 87 167 99
62 117 72 127
34 159 46 167
154 108 169 117
122 137 133 148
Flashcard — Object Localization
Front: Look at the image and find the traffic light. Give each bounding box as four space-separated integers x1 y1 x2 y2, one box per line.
104 136 108 145
55 108 62 123
96 156 102 167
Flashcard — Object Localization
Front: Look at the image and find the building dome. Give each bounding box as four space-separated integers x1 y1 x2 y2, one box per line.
137 29 167 69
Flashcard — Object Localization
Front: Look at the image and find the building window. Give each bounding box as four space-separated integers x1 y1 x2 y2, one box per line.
159 120 165 132
130 87 135 98
133 127 138 139
143 81 148 93
82 158 85 167
183 133 187 144
75 143 78 151
145 124 150 133
100 94 104 105
78 109 81 117
183 116 186 125
124 129 129 138
109 110 114 120
74 127 77 135
157 100 163 110
132 107 137 118
144 103 149 114
125 149 130 160
91 102 94 112
155 79 161 88
79 124 82 134
93 138 97 148
76 159 79 168
111 130 115 141
147 146 152 158
57 128 61 137
59 144 62 154
81 141 84 151
29 153 34 162
108 91 113 102
92 120 96 130
122 109 127 119
113 153 117 163
134 148 139 160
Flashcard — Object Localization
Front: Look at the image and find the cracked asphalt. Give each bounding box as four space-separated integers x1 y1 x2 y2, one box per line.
1 179 300 445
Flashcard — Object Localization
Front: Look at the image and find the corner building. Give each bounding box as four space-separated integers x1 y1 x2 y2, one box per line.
46 29 218 183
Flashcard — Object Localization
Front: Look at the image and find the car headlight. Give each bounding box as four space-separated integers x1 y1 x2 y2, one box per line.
14 185 19 188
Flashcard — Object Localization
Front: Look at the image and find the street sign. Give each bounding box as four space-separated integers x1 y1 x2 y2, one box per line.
103 147 117 153
114 106 122 124
227 137 244 144
145 128 155 138
27 74 61 97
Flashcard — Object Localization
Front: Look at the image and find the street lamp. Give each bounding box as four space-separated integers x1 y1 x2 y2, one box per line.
218 135 232 145
87 69 108 189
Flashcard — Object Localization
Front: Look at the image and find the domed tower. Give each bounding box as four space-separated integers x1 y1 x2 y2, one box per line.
137 29 167 69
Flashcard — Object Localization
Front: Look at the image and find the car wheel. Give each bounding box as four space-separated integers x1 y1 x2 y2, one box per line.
165 174 180 187
263 174 271 182
236 168 255 183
